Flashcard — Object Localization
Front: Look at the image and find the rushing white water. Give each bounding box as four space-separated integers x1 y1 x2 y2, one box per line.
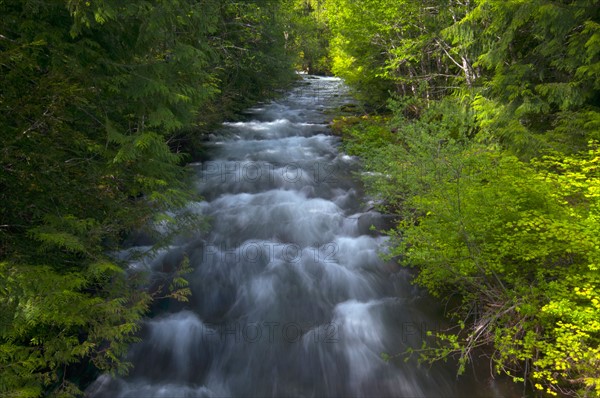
86 76 515 397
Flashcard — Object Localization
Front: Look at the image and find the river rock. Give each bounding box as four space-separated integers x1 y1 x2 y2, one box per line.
357 212 397 236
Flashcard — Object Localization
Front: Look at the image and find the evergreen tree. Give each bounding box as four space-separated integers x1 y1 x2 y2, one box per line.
457 0 600 155
0 0 296 395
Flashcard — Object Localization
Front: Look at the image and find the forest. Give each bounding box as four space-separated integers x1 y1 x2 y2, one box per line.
1 0 599 396
325 0 600 396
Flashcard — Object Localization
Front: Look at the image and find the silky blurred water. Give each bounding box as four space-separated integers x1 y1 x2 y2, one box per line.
86 76 517 398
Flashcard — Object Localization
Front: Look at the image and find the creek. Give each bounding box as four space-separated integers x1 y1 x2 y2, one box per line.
87 76 515 397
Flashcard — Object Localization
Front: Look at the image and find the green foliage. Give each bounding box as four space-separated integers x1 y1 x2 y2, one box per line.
327 0 599 153
333 115 393 156
282 0 331 74
211 1 296 105
454 0 600 155
0 261 152 397
325 0 474 104
342 98 477 210
331 0 600 395
337 100 600 395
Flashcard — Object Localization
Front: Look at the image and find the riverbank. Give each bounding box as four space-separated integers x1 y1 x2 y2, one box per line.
331 96 600 396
